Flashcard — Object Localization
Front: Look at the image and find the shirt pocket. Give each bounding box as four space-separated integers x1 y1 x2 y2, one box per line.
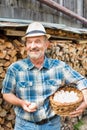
16 81 33 99
44 79 61 95
17 81 33 88
45 79 61 86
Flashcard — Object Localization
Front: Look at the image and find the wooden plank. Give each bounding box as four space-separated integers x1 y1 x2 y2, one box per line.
77 40 87 44
50 35 75 41
4 29 25 36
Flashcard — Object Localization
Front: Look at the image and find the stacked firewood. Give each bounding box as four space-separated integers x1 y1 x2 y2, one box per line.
47 40 87 77
0 93 15 130
0 35 87 129
0 36 27 129
0 37 27 80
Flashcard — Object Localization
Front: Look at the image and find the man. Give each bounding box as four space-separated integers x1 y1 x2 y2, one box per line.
2 22 87 130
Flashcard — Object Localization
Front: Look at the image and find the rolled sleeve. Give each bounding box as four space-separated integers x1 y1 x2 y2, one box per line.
2 68 16 94
76 78 87 90
62 64 87 90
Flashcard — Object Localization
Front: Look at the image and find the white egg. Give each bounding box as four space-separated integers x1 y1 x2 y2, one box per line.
53 90 79 103
28 103 37 110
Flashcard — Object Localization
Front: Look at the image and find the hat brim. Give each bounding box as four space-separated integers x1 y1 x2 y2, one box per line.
22 33 51 41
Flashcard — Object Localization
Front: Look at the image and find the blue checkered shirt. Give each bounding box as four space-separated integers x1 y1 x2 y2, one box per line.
2 57 87 122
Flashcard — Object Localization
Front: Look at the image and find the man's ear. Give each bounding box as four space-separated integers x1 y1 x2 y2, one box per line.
46 40 51 49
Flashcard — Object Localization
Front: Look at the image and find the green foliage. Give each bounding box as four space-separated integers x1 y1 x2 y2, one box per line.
74 119 84 130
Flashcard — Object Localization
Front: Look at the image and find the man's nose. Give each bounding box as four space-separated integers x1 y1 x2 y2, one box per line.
31 41 36 48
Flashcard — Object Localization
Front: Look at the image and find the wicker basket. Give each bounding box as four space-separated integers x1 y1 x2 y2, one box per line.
50 87 83 116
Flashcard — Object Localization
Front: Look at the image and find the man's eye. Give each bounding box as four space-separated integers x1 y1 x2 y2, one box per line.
35 40 40 43
26 41 32 44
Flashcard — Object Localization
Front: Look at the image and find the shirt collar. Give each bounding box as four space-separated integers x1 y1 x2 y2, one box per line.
43 57 51 69
26 57 34 70
26 56 51 70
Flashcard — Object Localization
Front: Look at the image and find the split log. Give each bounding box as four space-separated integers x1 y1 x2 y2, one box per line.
0 51 7 59
0 38 5 44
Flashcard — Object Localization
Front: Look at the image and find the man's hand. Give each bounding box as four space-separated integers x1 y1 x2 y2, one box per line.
2 93 37 113
21 101 37 112
69 101 86 117
70 88 87 117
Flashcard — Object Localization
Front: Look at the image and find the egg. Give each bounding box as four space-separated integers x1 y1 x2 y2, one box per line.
28 103 37 110
53 90 79 103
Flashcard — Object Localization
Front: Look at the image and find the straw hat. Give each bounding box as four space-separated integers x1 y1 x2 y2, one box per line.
22 22 51 41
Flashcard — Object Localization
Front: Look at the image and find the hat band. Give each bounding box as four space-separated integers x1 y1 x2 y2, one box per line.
25 30 46 36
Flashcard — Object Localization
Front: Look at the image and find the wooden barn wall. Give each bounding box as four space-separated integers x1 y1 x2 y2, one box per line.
83 0 87 27
0 0 86 27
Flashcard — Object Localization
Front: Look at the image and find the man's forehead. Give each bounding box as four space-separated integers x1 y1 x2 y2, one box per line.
26 35 45 40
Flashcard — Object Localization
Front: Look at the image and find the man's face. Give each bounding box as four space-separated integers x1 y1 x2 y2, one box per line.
26 36 48 59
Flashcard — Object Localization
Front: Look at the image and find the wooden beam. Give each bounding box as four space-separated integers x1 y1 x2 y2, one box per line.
37 0 87 24
77 40 87 44
4 29 25 36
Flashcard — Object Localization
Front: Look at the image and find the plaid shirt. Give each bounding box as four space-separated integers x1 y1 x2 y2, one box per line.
2 57 87 122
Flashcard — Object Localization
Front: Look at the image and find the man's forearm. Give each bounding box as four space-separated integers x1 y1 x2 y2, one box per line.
2 93 23 106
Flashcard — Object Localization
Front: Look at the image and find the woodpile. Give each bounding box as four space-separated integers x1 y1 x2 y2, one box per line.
0 95 15 130
0 37 27 80
0 34 87 129
0 36 27 130
47 40 87 77
46 28 87 40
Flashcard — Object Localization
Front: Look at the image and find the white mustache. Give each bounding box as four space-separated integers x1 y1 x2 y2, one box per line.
30 48 40 51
